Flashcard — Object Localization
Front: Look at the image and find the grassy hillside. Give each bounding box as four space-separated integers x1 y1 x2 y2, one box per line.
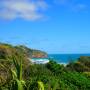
0 43 90 90
0 43 47 59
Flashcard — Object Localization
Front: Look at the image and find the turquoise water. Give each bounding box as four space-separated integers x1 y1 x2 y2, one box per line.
32 54 90 64
48 54 90 64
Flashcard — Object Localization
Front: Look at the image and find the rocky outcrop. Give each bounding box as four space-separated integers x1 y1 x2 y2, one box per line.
31 49 47 58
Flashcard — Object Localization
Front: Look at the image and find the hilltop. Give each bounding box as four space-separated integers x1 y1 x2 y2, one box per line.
0 43 47 59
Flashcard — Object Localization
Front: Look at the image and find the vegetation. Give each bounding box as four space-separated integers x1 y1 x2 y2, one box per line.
0 43 90 90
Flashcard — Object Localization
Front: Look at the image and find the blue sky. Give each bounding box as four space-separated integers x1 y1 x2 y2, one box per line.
0 0 90 54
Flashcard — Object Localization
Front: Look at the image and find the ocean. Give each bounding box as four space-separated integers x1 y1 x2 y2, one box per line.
48 54 90 64
31 54 90 64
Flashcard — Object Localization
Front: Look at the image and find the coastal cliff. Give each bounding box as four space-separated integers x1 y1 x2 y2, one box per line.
0 43 47 60
14 45 47 58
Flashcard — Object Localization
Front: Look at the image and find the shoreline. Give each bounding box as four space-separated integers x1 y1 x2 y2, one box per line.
30 58 68 65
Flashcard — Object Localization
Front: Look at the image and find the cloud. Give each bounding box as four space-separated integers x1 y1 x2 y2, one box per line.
54 0 87 12
0 0 48 20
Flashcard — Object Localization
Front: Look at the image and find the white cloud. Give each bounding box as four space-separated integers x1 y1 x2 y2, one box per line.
0 0 48 20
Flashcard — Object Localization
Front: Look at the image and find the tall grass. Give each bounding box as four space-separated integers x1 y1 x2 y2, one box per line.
10 56 25 90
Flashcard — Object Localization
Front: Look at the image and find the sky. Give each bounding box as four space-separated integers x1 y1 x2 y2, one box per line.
0 0 90 54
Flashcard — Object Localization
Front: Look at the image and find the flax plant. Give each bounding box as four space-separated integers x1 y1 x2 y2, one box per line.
38 81 44 90
10 56 25 90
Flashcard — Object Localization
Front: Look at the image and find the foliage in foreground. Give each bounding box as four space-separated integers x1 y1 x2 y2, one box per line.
0 43 90 90
0 59 90 90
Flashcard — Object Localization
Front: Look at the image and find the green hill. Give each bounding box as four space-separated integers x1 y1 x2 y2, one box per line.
0 43 47 59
